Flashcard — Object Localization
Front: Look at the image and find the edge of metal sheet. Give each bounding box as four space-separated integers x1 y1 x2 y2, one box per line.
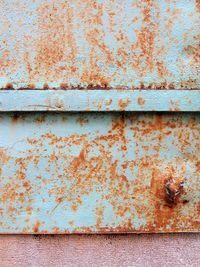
0 90 199 112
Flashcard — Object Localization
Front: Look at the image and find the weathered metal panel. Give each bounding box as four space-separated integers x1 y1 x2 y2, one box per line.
0 0 199 235
0 112 199 233
0 90 199 112
0 0 200 89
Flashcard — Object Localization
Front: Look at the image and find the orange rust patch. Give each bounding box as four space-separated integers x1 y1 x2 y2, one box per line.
27 84 35 90
0 149 9 165
5 83 13 90
60 83 69 90
43 83 49 89
71 204 78 212
68 220 74 226
196 161 200 172
137 97 145 105
79 149 85 161
168 82 175 89
170 100 181 111
196 0 200 12
0 149 10 177
33 220 41 233
26 207 33 216
118 98 131 110
24 218 30 223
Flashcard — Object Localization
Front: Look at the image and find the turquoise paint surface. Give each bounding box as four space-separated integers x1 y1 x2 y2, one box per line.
0 113 199 233
0 0 199 89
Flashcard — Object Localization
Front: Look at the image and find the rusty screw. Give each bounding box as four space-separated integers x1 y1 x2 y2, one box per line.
165 178 184 205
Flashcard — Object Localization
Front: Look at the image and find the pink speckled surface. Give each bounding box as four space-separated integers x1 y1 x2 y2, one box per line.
0 234 200 266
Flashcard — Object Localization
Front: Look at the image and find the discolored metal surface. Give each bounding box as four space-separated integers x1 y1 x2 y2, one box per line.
0 0 200 89
0 90 199 112
0 0 199 235
0 112 199 233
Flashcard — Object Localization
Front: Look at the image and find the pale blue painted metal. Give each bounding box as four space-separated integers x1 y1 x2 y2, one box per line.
0 0 200 234
0 0 200 89
0 112 199 233
0 90 199 112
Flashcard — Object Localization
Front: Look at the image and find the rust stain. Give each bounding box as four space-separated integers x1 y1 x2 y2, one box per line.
79 148 85 161
43 83 49 90
196 161 200 172
118 98 131 110
105 99 113 110
196 0 200 12
5 83 13 90
168 82 175 89
33 2 67 83
165 177 184 206
170 100 181 111
137 97 145 106
11 114 20 125
68 220 74 226
77 117 89 127
135 1 157 73
33 220 41 233
0 149 9 177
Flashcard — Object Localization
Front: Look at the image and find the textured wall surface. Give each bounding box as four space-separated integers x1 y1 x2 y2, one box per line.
0 234 200 266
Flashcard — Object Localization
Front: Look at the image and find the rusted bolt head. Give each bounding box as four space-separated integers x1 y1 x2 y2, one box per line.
165 178 185 205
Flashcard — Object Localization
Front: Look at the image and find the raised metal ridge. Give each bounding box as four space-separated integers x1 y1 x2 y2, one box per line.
0 90 199 112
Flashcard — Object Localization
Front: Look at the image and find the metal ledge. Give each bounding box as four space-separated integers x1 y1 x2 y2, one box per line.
0 90 199 112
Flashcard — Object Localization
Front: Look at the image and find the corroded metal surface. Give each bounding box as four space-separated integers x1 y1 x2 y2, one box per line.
0 90 199 111
0 112 199 233
0 0 200 89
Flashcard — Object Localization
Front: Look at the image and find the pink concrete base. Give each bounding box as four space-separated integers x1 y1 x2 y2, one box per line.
0 234 200 266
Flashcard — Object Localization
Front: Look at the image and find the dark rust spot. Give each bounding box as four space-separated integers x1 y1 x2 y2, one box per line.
11 113 20 125
165 178 184 206
5 83 13 90
43 83 49 90
182 199 189 204
34 234 42 240
196 0 200 13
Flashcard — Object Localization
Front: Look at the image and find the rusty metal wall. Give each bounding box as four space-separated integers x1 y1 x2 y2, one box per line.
0 0 199 235
0 112 199 233
0 0 200 89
